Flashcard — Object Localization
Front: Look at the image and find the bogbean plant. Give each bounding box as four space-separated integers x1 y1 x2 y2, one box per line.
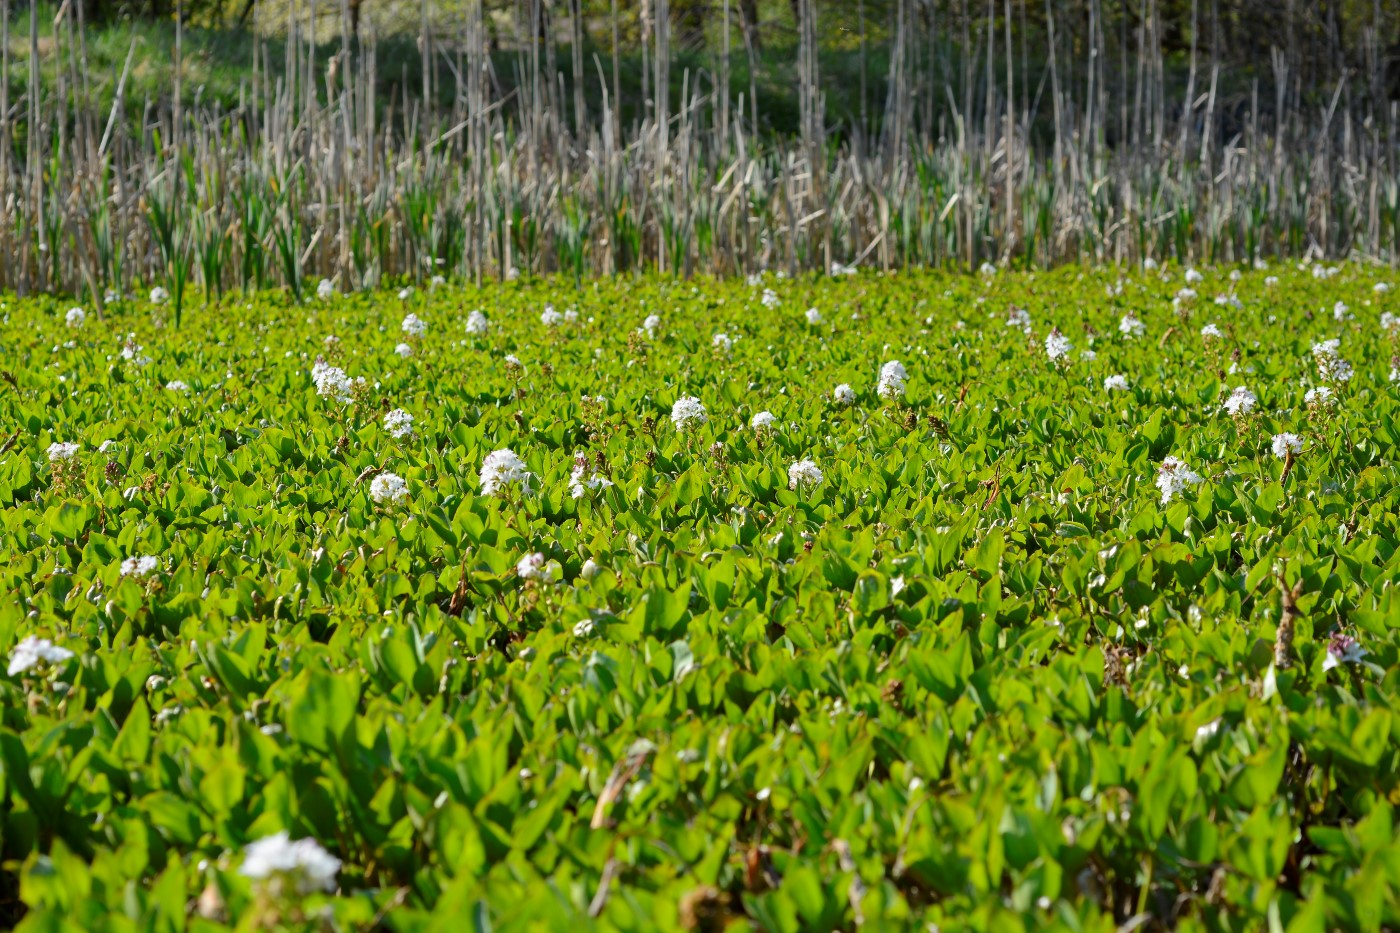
1 264 1398 931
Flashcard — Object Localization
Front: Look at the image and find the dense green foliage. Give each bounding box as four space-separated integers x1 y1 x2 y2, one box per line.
2 266 1399 931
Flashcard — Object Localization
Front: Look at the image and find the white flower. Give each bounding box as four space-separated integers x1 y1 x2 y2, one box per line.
479 449 532 496
503 354 523 373
1156 456 1204 505
1194 719 1221 742
121 555 160 578
1045 328 1072 361
1271 433 1303 458
104 288 120 303
1175 288 1198 304
1332 301 1352 322
788 459 824 490
149 286 169 304
1264 276 1279 286
98 440 116 453
120 338 151 365
1103 374 1130 392
572 618 595 637
516 552 550 581
402 313 427 337
65 307 86 328
1184 268 1204 284
369 472 409 504
240 832 341 894
979 261 998 276
1381 311 1399 335
1143 257 1159 270
641 314 662 337
465 310 489 335
394 342 414 358
830 262 858 276
1214 294 1241 309
804 307 822 325
398 287 414 300
1223 386 1257 415
1323 634 1367 671
568 452 614 499
317 278 335 300
1305 386 1335 407
670 396 708 432
831 383 856 407
8 636 74 676
165 380 190 392
760 288 780 309
312 366 362 404
47 442 80 462
1311 339 1354 382
877 373 906 403
712 333 732 353
1375 282 1391 293
750 411 777 431
383 409 414 439
1080 349 1097 361
1200 323 1223 339
564 309 579 323
1119 314 1145 338
431 275 446 289
541 305 564 327
1006 307 1033 332
580 558 602 580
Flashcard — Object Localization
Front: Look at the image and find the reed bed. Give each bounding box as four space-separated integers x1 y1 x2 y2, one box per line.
1 0 1398 306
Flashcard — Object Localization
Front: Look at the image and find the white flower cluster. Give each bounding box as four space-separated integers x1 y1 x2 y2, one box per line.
640 314 661 338
833 383 856 406
1271 433 1303 458
465 310 489 335
480 449 532 496
670 396 708 432
541 305 564 327
395 343 414 358
383 409 414 439
750 411 776 431
47 442 80 462
66 307 86 328
1156 456 1204 505
877 360 907 400
1305 386 1335 408
760 289 780 309
312 363 364 404
1223 386 1257 416
1119 314 1145 338
1311 339 1354 383
1199 323 1223 339
402 313 427 337
1045 328 1072 361
1184 268 1204 284
516 552 551 582
8 636 74 676
788 459 824 490
121 555 160 578
317 278 335 300
712 333 732 353
568 452 614 499
1103 374 1130 392
150 286 170 304
240 832 341 894
166 380 190 392
804 307 822 325
1005 307 1033 333
370 472 409 504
